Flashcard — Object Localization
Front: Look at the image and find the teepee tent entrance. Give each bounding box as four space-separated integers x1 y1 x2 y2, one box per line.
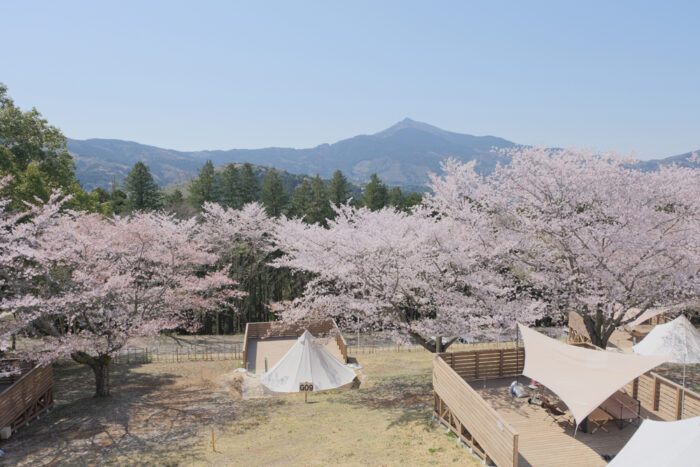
260 330 357 393
518 324 668 426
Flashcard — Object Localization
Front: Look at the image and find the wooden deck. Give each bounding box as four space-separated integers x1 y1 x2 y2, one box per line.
473 377 640 466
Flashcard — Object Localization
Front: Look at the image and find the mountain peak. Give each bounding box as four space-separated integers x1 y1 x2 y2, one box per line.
374 118 452 138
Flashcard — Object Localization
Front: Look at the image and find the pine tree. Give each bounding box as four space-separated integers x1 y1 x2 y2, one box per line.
239 162 260 204
362 173 388 211
220 164 240 208
307 175 333 226
404 191 423 209
291 179 313 219
389 186 405 211
261 170 288 217
189 160 218 207
328 169 352 206
163 188 184 207
123 161 161 211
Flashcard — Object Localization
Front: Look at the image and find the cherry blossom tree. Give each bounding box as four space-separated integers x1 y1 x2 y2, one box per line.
3 209 238 396
432 149 700 347
0 176 67 352
273 204 540 352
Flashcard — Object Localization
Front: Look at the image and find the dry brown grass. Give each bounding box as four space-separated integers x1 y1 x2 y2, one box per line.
0 350 480 466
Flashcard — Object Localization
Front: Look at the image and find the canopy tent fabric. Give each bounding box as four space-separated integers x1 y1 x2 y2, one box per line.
633 315 700 364
518 324 668 425
260 330 356 393
607 417 700 467
623 306 673 328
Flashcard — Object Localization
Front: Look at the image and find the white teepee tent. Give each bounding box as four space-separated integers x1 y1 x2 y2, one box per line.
260 330 357 393
633 315 700 364
633 315 700 416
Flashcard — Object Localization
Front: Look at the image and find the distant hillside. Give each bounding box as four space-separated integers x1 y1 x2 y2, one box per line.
67 119 518 190
635 150 700 171
67 119 699 191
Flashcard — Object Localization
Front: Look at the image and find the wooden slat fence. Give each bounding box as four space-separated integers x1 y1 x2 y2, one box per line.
623 371 700 420
242 319 348 364
437 347 525 381
433 355 519 467
0 361 54 433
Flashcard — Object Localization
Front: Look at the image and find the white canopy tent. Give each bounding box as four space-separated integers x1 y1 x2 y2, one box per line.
260 330 357 393
518 324 668 425
607 416 700 466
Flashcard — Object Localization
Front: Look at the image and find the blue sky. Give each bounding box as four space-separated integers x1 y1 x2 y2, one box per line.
2 1 699 159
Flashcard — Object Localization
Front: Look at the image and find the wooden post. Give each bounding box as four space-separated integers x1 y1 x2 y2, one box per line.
475 352 480 379
499 350 504 376
211 426 216 452
676 387 683 420
652 376 660 411
632 378 639 399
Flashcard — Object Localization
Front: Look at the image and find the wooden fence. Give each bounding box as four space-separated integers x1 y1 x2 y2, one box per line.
623 371 700 420
348 340 518 355
111 344 242 365
433 355 519 467
0 361 54 433
437 347 525 381
242 319 348 365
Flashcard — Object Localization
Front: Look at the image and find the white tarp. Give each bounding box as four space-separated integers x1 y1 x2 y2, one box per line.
633 315 700 364
623 306 673 328
607 417 700 467
260 330 356 392
518 324 668 425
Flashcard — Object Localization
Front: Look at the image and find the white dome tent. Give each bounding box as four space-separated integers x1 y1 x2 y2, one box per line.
260 330 357 393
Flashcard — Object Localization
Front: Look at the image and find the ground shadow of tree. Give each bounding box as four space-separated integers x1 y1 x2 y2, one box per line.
331 372 435 430
0 361 288 466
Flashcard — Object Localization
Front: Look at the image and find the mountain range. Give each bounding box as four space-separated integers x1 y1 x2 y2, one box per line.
67 118 699 190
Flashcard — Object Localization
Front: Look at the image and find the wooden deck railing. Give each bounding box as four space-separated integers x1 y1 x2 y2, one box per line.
433 355 519 467
437 347 525 381
0 361 54 433
623 371 700 420
242 319 348 365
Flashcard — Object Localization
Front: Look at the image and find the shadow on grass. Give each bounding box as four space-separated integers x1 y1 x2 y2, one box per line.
0 360 287 466
332 371 435 429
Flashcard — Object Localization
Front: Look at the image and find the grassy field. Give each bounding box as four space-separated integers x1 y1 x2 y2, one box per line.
0 351 480 466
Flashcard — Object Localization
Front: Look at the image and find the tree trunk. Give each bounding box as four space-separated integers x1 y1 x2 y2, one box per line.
71 351 112 397
581 308 616 348
408 332 458 353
